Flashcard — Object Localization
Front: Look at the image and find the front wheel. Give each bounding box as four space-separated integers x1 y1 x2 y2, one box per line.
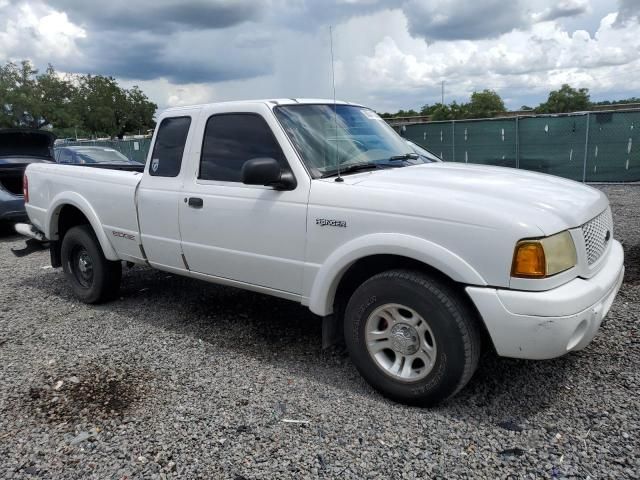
343 269 481 406
61 225 121 303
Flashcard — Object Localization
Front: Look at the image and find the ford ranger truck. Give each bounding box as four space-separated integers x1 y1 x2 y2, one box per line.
17 99 625 405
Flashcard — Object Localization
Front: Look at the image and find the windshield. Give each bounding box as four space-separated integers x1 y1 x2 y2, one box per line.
274 104 430 177
75 148 136 164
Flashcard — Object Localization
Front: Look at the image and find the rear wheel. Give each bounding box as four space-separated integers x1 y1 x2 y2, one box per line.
343 269 481 406
61 225 121 303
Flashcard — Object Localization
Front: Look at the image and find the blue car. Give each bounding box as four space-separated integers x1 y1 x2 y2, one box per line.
54 145 143 171
0 129 56 223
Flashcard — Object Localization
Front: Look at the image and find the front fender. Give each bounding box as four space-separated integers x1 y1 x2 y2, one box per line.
307 233 487 316
46 192 119 261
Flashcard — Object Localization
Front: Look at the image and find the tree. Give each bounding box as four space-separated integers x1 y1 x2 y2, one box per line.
420 103 443 116
122 86 157 136
536 84 590 113
0 61 77 129
394 109 418 117
73 74 156 138
399 91 506 121
372 85 640 122
430 101 469 121
33 65 79 129
0 61 38 128
0 60 156 137
592 97 640 106
0 64 12 127
467 89 506 118
74 75 124 137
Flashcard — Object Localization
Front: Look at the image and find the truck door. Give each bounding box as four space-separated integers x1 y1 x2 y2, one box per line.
179 105 309 295
137 115 194 272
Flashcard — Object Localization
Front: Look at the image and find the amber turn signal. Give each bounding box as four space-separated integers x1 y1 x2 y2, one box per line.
512 241 546 278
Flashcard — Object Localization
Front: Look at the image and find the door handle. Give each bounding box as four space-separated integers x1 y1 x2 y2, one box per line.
187 197 203 208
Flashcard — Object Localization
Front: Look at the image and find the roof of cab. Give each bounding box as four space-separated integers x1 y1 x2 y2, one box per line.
162 98 365 113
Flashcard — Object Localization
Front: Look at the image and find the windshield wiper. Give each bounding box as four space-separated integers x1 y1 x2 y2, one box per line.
389 152 419 161
321 162 393 178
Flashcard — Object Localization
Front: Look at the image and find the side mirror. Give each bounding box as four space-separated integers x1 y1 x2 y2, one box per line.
241 157 296 190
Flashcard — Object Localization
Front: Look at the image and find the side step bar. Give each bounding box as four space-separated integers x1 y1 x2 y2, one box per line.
11 223 49 258
14 223 46 241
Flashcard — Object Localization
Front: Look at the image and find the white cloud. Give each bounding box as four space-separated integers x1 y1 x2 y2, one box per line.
0 0 637 112
118 78 217 108
353 6 640 109
0 2 85 63
532 0 591 23
615 0 640 26
403 0 528 41
36 10 85 56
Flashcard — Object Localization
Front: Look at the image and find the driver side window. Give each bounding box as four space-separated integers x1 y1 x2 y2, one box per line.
199 113 287 182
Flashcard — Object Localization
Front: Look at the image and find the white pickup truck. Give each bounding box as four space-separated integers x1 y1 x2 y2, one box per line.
19 99 624 405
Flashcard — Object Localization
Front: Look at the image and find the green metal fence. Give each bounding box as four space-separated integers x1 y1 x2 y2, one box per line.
59 138 152 164
59 110 640 183
404 109 640 182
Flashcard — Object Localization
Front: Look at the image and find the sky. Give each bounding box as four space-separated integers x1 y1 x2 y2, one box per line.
0 0 639 112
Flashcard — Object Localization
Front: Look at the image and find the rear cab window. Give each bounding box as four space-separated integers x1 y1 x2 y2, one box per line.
149 116 191 177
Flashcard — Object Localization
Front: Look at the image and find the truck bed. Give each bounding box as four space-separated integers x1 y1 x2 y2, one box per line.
25 163 144 262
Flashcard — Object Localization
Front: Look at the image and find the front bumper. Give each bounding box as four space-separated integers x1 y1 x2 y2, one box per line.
467 240 624 360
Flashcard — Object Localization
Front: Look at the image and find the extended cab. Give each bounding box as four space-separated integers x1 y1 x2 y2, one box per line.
19 99 625 405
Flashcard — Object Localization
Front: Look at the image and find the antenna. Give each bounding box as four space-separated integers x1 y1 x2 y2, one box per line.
330 26 343 182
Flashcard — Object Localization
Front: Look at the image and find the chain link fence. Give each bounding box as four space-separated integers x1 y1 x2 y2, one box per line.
403 109 640 182
58 138 152 164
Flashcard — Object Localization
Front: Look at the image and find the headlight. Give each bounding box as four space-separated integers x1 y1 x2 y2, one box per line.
511 230 577 278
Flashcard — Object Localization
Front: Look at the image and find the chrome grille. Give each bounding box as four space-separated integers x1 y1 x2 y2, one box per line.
582 208 613 265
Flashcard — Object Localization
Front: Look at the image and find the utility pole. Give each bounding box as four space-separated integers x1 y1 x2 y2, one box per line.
441 80 445 105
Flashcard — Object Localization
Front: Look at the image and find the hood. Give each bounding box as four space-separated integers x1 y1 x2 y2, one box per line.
344 162 608 234
0 129 56 159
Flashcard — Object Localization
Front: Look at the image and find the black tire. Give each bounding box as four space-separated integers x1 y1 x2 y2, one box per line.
61 225 121 303
343 269 481 406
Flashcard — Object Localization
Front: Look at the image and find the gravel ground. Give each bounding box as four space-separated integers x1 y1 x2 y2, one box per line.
0 185 639 479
